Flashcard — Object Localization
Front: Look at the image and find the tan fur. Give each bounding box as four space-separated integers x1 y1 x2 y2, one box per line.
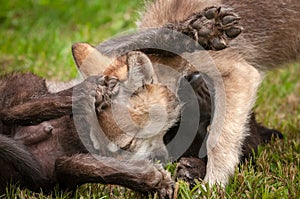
99 84 180 160
72 0 299 186
72 48 180 160
102 56 129 81
138 0 221 28
136 0 300 186
140 0 300 69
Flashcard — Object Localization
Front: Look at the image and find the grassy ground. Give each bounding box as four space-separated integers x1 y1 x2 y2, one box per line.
0 0 299 198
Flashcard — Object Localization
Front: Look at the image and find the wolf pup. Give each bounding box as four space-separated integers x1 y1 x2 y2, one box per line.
1 52 281 198
83 0 298 186
1 8 237 197
0 71 176 197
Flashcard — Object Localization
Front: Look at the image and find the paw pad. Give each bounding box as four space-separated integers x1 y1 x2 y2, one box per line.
178 6 243 50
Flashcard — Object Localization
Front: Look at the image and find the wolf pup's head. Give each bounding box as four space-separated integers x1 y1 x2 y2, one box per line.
72 43 180 162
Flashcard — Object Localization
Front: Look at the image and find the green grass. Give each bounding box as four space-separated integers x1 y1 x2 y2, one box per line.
0 0 299 198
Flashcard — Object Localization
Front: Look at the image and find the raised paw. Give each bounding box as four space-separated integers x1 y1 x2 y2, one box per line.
72 75 118 114
96 75 119 96
178 6 243 50
94 75 119 110
175 157 206 187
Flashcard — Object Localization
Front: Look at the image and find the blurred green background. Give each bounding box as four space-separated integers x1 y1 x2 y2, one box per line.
0 0 141 80
0 0 299 198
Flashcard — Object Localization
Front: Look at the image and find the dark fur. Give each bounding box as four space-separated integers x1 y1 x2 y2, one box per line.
0 73 174 197
97 0 293 185
0 2 286 197
0 72 282 195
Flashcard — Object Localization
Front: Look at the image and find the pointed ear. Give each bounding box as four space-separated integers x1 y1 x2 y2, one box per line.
72 42 113 77
124 51 155 91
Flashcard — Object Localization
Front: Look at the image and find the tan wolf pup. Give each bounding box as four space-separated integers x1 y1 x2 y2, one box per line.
77 0 300 186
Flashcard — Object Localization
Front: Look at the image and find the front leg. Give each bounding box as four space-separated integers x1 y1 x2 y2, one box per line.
55 154 174 198
204 58 262 186
182 51 262 186
0 75 118 126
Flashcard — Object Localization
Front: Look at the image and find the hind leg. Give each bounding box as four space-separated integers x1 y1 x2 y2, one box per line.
0 134 47 193
55 154 174 198
98 6 242 56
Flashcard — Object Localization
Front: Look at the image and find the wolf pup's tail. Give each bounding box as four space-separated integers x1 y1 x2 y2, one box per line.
0 134 47 193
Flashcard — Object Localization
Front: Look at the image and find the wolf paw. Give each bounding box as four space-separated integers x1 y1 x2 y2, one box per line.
175 157 206 187
176 6 242 50
153 164 174 199
72 75 119 114
94 75 119 110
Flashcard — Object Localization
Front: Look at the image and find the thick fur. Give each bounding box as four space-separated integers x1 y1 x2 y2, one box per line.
0 134 47 192
89 52 181 161
0 51 282 197
138 0 300 186
0 55 282 198
0 72 174 197
0 0 299 194
139 0 300 70
95 0 299 186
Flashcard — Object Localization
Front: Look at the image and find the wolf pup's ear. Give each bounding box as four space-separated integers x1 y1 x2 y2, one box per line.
124 51 155 92
72 42 113 77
